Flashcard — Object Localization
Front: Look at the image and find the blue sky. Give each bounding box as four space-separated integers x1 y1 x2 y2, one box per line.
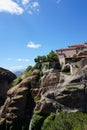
0 0 87 71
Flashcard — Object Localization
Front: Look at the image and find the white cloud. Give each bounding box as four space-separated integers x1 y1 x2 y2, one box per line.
28 1 40 14
0 0 24 15
27 41 41 49
0 0 40 15
9 65 25 71
31 2 39 8
17 58 30 62
22 0 30 6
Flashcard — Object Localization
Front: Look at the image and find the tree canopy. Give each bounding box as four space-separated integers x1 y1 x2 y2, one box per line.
34 50 58 63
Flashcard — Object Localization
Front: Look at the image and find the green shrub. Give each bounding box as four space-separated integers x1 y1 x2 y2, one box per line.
8 111 87 130
45 64 49 69
25 66 32 72
41 113 55 130
30 112 45 130
41 112 87 130
14 77 22 85
55 102 62 110
24 66 34 77
24 69 33 77
33 63 41 70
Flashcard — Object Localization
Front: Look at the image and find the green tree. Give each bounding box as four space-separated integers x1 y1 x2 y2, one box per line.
34 56 47 63
47 50 58 62
34 50 58 63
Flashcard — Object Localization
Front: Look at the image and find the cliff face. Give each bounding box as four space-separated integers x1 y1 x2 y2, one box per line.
0 69 40 129
0 67 16 106
1 59 87 130
37 59 87 112
30 59 87 130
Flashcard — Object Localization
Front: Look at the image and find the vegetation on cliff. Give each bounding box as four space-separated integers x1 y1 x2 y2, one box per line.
34 50 58 63
30 112 87 130
1 50 87 130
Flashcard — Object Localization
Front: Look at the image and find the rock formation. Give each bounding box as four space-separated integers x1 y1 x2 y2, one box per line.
35 59 87 114
1 58 87 129
0 69 40 129
0 67 16 106
30 58 87 130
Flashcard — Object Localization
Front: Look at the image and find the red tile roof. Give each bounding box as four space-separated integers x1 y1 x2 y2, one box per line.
57 47 76 51
68 44 85 48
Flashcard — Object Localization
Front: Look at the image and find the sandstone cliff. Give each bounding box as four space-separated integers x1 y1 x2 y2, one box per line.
0 69 40 129
1 59 87 130
30 58 87 130
0 67 16 106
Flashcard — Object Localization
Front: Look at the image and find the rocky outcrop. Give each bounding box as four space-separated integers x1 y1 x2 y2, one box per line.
34 59 87 115
0 67 16 82
1 58 87 130
62 63 70 72
0 67 16 106
29 62 87 129
35 69 60 112
0 69 40 129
